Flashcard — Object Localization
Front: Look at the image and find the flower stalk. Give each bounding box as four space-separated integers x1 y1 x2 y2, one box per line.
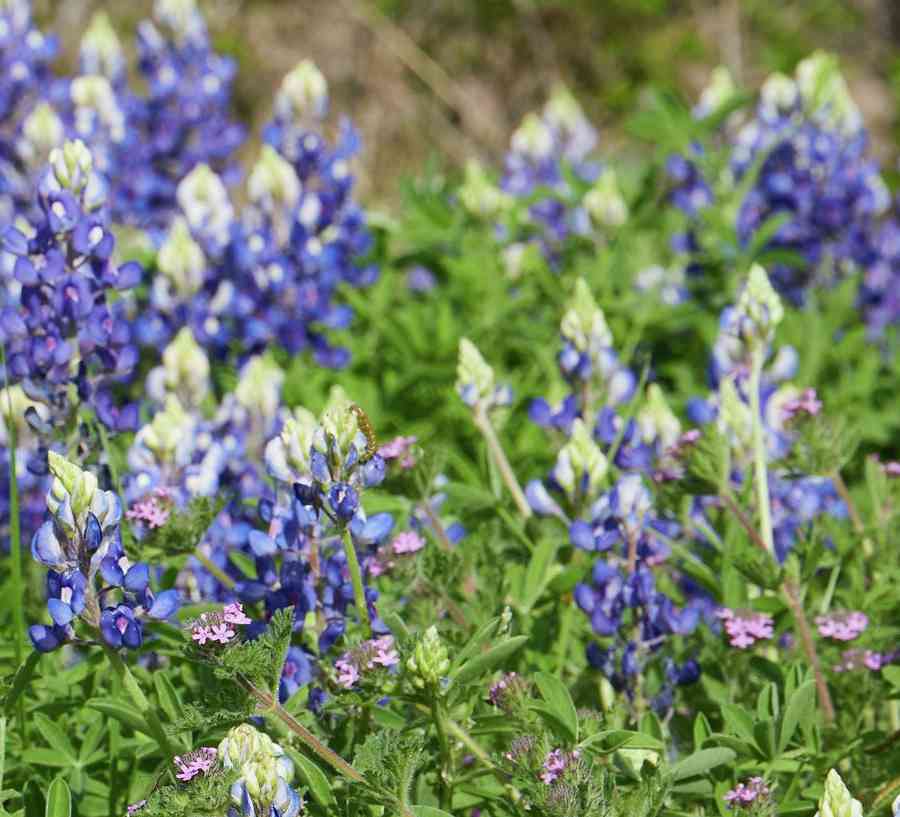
473 404 532 520
342 528 373 637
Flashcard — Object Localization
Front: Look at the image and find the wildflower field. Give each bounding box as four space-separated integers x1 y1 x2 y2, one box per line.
1 1 900 816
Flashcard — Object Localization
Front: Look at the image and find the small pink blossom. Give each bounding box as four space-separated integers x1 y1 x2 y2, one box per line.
223 602 252 625
126 488 173 529
539 748 580 785
190 608 240 647
815 610 868 641
208 622 236 644
724 777 770 808
884 461 900 478
783 388 822 420
834 648 883 673
127 801 147 815
717 608 774 649
392 531 425 555
335 658 360 688
174 747 217 781
371 636 400 667
334 635 400 688
379 436 418 469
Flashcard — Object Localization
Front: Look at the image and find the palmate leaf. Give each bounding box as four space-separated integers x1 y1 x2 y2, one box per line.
352 730 426 809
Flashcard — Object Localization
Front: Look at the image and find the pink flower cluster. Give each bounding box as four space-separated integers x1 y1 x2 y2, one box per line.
815 610 868 641
717 608 774 649
126 801 147 814
783 388 822 420
393 531 425 555
126 488 173 529
833 648 882 673
540 748 580 785
378 435 418 469
884 461 900 478
173 747 217 782
488 672 528 710
335 635 400 689
724 777 770 808
190 603 251 646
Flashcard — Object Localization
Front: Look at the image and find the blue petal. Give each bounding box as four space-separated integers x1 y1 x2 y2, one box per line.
248 530 277 557
124 563 150 593
31 522 65 568
83 513 102 552
47 598 75 626
146 589 180 619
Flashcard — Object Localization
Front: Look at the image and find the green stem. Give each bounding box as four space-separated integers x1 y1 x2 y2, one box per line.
819 564 841 616
473 404 532 520
194 550 237 590
1 357 26 739
555 598 576 678
749 348 774 556
431 698 453 810
341 528 372 637
104 647 176 757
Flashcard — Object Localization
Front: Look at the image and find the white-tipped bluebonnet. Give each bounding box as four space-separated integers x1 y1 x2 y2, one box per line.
29 452 179 651
1 140 140 429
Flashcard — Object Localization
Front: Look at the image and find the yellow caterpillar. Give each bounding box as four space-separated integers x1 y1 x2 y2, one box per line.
350 404 377 463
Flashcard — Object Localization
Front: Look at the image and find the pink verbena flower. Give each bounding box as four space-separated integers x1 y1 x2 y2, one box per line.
190 608 240 647
126 488 173 529
815 610 868 641
540 749 580 785
378 436 418 469
222 602 252 625
489 672 527 709
724 777 770 808
334 635 400 688
173 747 217 782
717 608 774 649
783 388 822 420
884 461 900 478
833 648 883 672
392 531 425 555
127 800 147 814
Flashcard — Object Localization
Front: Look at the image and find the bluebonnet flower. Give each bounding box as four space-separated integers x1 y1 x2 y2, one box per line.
219 724 303 817
29 452 179 651
455 338 513 413
117 0 245 232
0 140 141 430
0 0 58 223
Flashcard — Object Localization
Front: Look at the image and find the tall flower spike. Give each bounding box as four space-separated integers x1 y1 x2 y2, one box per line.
456 338 510 411
814 770 863 817
735 264 784 350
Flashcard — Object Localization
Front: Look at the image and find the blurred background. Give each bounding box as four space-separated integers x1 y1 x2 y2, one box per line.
34 0 900 199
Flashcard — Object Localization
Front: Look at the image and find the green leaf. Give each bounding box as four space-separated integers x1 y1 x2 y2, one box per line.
285 749 336 808
153 673 185 724
3 652 40 715
451 636 528 685
86 700 152 737
44 778 71 817
33 713 76 760
412 808 454 817
20 749 72 768
533 672 578 742
518 539 559 612
670 748 736 781
778 680 816 754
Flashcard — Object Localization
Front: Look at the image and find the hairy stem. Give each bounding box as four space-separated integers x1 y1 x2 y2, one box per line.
473 404 532 520
831 469 873 558
341 528 372 637
749 348 774 556
782 579 835 725
431 698 453 810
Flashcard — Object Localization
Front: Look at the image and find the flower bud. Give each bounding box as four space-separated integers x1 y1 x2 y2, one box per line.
406 625 450 689
560 279 612 353
50 139 93 194
318 387 359 455
20 103 64 163
276 59 328 122
234 356 284 424
459 160 510 218
795 51 860 134
176 163 233 248
137 394 193 462
265 407 318 483
156 217 206 299
735 264 783 348
637 384 681 449
814 770 863 817
510 112 554 160
695 65 737 118
248 145 301 211
160 328 210 406
554 419 608 499
583 169 628 228
717 378 753 458
760 72 798 113
456 338 496 408
48 451 98 522
80 12 125 80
